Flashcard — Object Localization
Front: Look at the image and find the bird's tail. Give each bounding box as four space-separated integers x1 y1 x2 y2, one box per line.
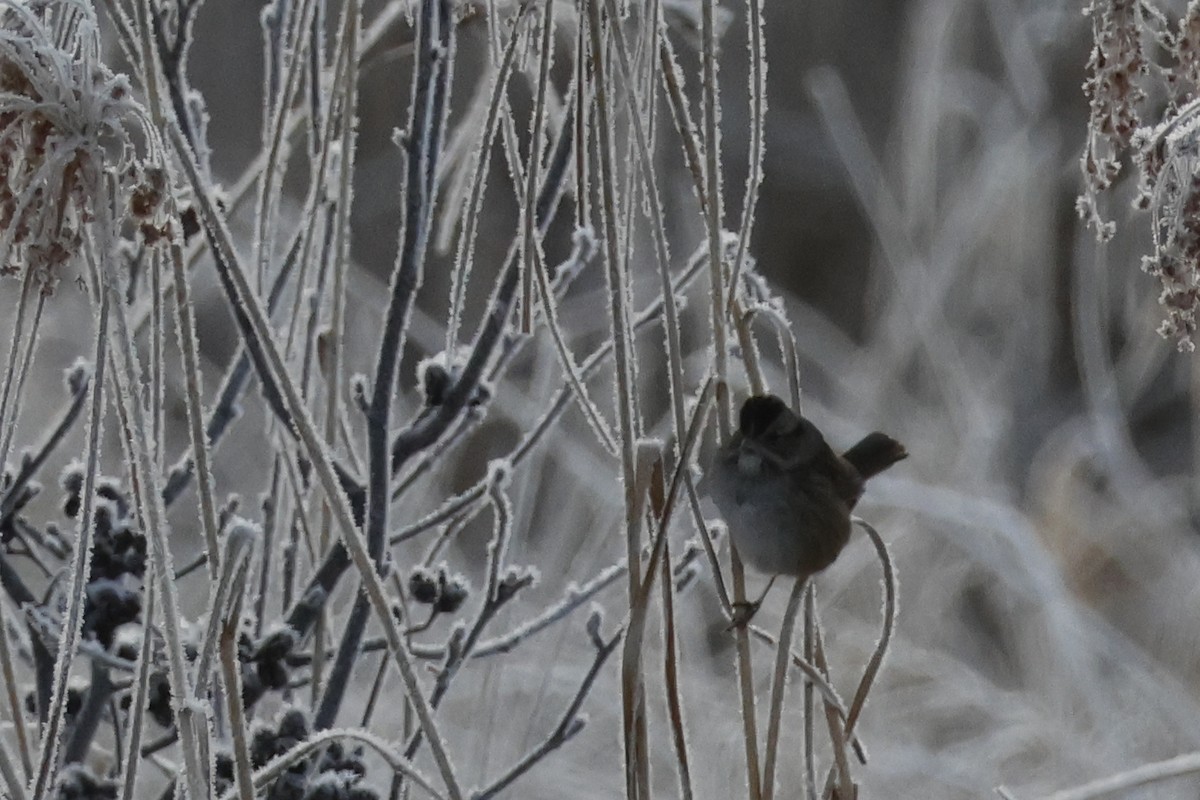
843 433 907 480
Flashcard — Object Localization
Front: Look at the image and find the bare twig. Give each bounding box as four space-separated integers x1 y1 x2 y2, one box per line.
61 661 113 766
118 579 156 800
472 626 622 800
0 365 89 531
316 0 454 730
843 517 897 737
1012 751 1200 800
405 471 532 761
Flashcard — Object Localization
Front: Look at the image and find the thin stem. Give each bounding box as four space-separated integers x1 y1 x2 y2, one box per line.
107 262 208 800
574 10 590 231
446 0 535 350
730 299 766 396
528 226 618 454
253 0 317 292
659 530 694 800
62 661 113 765
29 287 108 800
465 561 623 659
0 270 36 473
803 587 817 799
585 0 640 593
318 0 451 730
168 110 465 800
118 578 156 800
359 650 390 729
724 0 767 316
520 0 555 334
0 734 27 800
389 481 488 546
618 381 713 800
1 286 46 474
601 0 688 446
743 623 861 739
762 578 806 800
730 549 763 800
701 0 729 434
313 0 360 707
0 367 89 536
843 518 897 737
159 225 303 508
193 521 258 700
0 591 30 781
167 234 223 580
146 247 163 472
1026 751 1200 800
740 305 801 412
585 4 647 796
219 556 255 800
404 475 529 762
812 610 855 799
254 462 283 637
472 630 621 800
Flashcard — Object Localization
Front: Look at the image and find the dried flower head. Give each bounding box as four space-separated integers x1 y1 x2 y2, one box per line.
0 0 155 283
1134 104 1200 350
1079 0 1149 239
1167 2 1200 100
1078 0 1200 349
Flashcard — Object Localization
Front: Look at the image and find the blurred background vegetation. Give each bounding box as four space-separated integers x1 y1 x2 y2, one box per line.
9 0 1200 797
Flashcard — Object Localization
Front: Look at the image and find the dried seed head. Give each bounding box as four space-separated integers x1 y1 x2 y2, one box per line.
1132 105 1200 349
0 1 156 285
1079 0 1149 238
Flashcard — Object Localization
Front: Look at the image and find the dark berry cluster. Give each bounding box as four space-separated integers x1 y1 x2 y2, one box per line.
59 466 147 650
234 626 297 710
145 669 173 728
408 565 470 614
132 626 301 732
52 765 117 800
248 708 378 800
81 577 141 649
25 686 82 722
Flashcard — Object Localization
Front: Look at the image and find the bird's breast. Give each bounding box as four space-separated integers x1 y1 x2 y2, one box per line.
707 462 851 578
736 449 763 475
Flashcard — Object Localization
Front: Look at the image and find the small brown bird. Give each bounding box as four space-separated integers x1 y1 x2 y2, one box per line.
706 395 907 616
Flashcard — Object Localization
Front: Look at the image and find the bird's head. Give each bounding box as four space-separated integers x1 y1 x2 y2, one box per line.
737 395 824 469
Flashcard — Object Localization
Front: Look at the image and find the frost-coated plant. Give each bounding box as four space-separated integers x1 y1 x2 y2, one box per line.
0 1 900 799
1080 0 1200 350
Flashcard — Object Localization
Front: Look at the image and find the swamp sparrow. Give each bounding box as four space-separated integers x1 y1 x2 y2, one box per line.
706 395 907 616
